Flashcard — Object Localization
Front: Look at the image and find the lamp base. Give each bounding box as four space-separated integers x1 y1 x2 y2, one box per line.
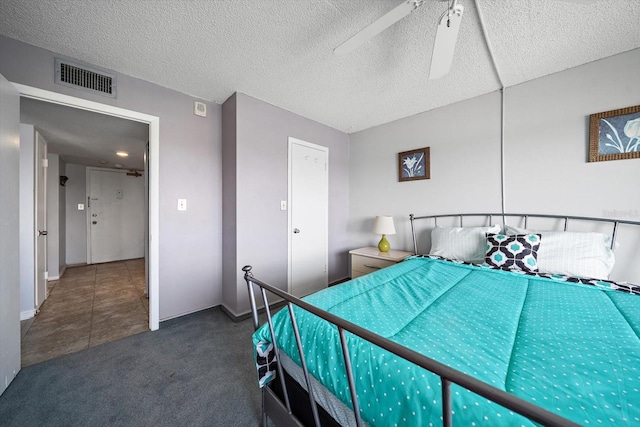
378 234 390 252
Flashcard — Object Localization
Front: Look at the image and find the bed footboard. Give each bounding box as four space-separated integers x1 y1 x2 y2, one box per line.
243 266 580 427
263 385 304 427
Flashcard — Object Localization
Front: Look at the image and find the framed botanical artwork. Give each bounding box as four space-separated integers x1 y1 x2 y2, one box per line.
398 147 430 182
589 104 640 162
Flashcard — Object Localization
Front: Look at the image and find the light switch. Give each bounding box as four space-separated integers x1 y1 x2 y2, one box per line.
116 189 123 199
78 204 85 211
178 199 187 211
280 201 287 211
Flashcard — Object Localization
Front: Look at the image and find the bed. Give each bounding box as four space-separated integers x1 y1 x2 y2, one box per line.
245 213 640 426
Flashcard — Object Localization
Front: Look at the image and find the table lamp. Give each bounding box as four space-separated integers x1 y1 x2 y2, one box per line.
373 216 396 252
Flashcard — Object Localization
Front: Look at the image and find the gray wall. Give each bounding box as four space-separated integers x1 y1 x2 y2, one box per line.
0 35 222 320
350 92 503 251
64 163 87 265
349 48 640 282
0 72 21 396
222 92 350 316
46 152 61 279
221 94 237 311
503 49 640 217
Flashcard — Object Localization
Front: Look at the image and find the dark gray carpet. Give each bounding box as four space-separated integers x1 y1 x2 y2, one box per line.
0 307 262 426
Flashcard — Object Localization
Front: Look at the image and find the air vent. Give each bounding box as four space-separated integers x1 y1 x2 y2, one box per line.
55 58 116 98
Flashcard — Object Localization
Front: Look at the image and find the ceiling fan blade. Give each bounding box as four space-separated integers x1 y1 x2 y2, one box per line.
334 1 423 56
429 4 464 79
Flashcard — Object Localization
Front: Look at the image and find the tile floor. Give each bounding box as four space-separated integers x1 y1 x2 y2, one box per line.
20 258 149 367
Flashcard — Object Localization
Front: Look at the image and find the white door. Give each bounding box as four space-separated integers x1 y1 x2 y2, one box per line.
0 72 21 396
88 168 145 264
35 131 47 308
289 138 328 297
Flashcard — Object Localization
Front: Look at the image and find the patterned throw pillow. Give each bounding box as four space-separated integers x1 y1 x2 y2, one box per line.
485 233 541 272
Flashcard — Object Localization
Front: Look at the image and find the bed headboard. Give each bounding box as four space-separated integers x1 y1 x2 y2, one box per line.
409 213 640 284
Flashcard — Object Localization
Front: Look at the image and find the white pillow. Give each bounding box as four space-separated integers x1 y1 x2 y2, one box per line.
430 225 501 263
504 225 615 280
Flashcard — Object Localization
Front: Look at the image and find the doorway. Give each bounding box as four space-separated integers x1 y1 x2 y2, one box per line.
15 84 160 331
288 137 328 297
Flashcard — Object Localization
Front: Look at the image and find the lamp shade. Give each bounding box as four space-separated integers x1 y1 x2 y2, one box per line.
372 216 396 235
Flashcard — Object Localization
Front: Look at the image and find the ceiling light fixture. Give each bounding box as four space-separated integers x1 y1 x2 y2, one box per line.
116 151 129 157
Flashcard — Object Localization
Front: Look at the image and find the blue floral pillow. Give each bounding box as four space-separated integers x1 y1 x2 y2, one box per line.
485 233 541 272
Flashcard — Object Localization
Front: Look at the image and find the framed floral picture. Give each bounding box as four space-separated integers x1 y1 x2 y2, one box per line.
398 147 430 182
589 104 640 162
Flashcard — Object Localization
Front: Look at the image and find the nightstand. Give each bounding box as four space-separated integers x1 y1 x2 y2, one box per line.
349 247 413 279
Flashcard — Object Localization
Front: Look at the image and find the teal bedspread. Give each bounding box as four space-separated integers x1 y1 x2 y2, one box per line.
252 257 640 426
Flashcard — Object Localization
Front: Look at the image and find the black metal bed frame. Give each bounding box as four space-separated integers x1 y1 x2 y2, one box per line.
245 213 640 427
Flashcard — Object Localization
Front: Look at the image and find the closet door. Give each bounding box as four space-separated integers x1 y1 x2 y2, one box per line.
288 137 328 297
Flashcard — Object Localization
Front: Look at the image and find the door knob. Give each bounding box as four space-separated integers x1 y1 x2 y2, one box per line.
92 221 97 225
293 228 300 234
38 230 48 236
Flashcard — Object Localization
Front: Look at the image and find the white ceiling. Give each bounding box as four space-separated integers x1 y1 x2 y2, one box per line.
21 98 148 170
1 0 640 135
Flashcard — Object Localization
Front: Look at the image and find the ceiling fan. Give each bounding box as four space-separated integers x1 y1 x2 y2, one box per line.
334 0 464 79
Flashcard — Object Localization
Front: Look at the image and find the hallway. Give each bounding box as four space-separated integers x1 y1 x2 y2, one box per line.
21 259 148 367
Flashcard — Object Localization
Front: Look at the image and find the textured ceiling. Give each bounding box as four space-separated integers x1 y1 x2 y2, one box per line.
1 0 640 133
21 98 148 170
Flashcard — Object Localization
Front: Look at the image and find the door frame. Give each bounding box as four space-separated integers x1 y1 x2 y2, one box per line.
0 73 21 397
34 131 47 309
287 137 329 294
14 83 160 331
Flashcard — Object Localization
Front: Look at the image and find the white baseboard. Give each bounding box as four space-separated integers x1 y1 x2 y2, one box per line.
221 296 285 320
159 297 286 325
220 303 244 319
159 304 217 323
48 265 66 281
20 309 36 320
